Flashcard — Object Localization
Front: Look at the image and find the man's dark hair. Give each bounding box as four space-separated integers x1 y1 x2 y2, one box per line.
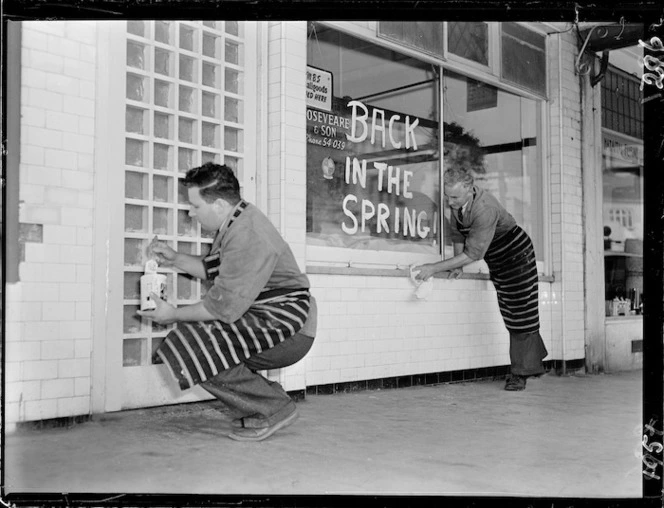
183 162 241 204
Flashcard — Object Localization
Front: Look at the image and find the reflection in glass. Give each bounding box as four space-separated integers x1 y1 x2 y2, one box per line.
154 144 170 170
125 204 147 232
125 107 145 134
178 149 195 173
202 123 218 148
124 272 142 300
202 92 217 117
178 209 197 237
123 337 143 366
127 42 145 69
202 62 218 87
153 207 172 235
153 175 171 202
203 34 218 58
179 118 195 143
124 238 148 266
224 97 239 123
155 21 171 44
225 41 239 64
225 68 240 94
125 139 144 166
179 55 195 82
126 74 145 101
179 86 195 113
154 80 171 107
125 171 148 200
123 308 142 334
155 48 171 76
154 113 171 138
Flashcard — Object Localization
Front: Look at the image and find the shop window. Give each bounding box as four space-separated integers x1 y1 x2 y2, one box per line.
442 69 545 262
601 66 643 139
377 21 444 58
122 21 246 366
602 130 643 315
501 22 546 96
306 23 441 265
447 22 489 66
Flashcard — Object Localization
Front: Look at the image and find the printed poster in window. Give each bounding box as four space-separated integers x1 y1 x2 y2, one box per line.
306 95 440 254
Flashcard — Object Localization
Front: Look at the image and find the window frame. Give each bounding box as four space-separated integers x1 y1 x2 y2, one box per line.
305 22 550 274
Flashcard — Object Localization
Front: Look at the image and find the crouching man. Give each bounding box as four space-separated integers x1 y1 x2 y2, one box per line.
138 162 316 441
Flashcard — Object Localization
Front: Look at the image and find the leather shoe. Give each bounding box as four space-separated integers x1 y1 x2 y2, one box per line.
228 409 299 441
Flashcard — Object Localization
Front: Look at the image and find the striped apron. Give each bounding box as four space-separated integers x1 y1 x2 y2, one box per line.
483 225 547 375
156 288 311 390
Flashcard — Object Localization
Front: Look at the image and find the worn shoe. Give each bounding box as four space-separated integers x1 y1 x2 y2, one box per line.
228 409 299 442
505 375 527 391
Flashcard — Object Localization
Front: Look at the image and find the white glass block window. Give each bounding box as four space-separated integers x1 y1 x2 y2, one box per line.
123 20 247 367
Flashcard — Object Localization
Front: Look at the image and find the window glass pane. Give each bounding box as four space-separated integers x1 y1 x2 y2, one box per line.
154 80 171 108
501 23 546 95
155 21 171 44
125 138 145 167
202 62 219 87
179 118 195 143
442 69 544 260
125 171 148 200
124 238 149 266
225 68 240 93
178 209 197 237
306 24 440 255
125 204 148 232
154 112 172 138
154 144 171 170
224 97 240 123
203 33 219 58
177 273 196 300
127 41 146 70
154 48 172 76
179 55 196 82
178 148 195 173
179 86 196 113
179 25 195 51
202 92 217 117
124 272 141 299
225 21 239 36
203 123 219 148
123 337 143 365
378 22 443 57
602 131 643 315
225 41 239 64
153 175 172 202
125 107 145 134
127 21 145 37
126 74 146 102
153 207 172 235
448 22 488 65
223 127 238 152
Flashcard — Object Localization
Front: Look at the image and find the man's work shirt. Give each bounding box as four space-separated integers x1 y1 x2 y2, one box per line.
202 201 310 323
451 185 517 261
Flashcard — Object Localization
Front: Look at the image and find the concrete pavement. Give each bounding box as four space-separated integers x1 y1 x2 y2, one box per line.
4 369 643 498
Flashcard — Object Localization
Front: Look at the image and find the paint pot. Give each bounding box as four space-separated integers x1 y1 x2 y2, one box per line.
140 259 167 311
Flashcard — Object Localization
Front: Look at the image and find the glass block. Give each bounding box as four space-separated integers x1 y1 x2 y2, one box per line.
151 338 165 364
203 33 219 58
177 241 195 254
225 41 239 64
179 86 195 113
123 306 142 334
155 21 171 44
177 273 196 300
178 178 189 203
201 226 215 240
201 152 219 164
179 118 195 144
127 20 145 37
153 175 172 202
154 112 171 139
127 41 146 69
125 138 145 167
123 272 142 300
179 25 195 51
178 209 197 237
125 171 148 200
224 127 239 152
202 92 217 117
155 48 172 76
225 21 239 36
126 74 145 102
224 97 240 123
154 80 171 108
123 338 143 366
125 204 148 233
178 148 195 173
124 238 148 266
224 68 240 94
125 107 145 134
202 62 219 87
203 21 217 29
179 55 196 82
153 207 173 235
225 156 238 172
154 144 171 171
202 122 218 148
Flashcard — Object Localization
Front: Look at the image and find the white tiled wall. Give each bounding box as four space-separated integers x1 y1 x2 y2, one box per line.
5 20 97 428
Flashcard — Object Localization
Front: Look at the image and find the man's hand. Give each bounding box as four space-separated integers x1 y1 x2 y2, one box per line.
413 263 438 281
447 268 463 279
148 238 178 268
137 292 177 325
